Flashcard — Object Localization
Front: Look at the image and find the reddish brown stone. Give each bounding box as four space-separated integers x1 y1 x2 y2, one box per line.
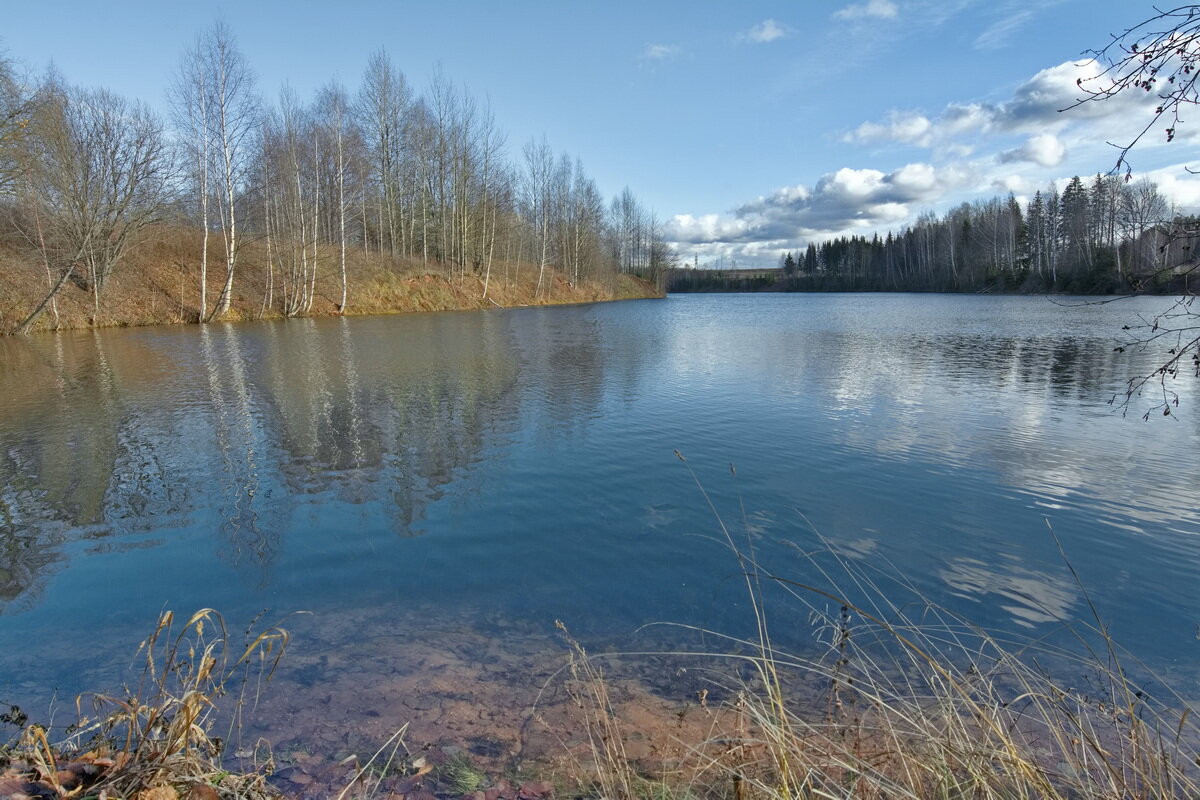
276 766 314 786
393 773 425 794
518 781 554 799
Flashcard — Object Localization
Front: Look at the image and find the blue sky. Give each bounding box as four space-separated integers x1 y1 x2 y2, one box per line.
3 1 1193 267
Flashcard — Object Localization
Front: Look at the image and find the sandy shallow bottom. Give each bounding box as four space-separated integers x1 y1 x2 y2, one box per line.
0 601 824 776
7 601 1198 799
0 601 796 798
234 606 769 780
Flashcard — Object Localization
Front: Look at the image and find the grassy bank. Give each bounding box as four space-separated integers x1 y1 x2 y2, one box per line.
0 225 663 335
5 550 1198 799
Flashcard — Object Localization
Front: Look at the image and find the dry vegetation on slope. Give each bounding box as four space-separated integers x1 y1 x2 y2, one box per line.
0 224 662 335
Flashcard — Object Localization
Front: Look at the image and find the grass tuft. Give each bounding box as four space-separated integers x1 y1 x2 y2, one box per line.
440 752 489 794
1 609 294 799
545 456 1200 800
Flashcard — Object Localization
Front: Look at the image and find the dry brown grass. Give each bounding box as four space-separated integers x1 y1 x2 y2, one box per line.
0 223 663 335
2 609 295 799
544 456 1200 800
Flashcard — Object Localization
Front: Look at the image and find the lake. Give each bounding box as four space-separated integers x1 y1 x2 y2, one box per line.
1 293 1198 762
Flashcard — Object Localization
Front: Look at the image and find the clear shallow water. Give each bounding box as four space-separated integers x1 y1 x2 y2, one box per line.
1 293 1199 738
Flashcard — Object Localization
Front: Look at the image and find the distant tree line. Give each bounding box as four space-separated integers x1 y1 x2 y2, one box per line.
666 268 780 293
669 175 1198 294
0 23 674 333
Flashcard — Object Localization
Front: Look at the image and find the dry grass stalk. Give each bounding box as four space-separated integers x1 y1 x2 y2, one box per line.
5 609 293 799
545 457 1200 800
555 620 641 800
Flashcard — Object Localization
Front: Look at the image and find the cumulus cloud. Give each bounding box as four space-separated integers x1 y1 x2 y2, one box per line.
846 104 995 148
667 162 971 247
991 173 1042 197
833 0 899 21
998 61 1102 127
1143 167 1200 211
667 57 1176 267
848 111 935 146
640 43 681 62
738 19 788 43
999 133 1067 167
667 213 757 244
939 103 992 136
846 59 1156 154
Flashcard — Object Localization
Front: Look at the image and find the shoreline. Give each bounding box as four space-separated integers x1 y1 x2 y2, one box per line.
0 227 664 337
4 595 1198 800
3 271 664 338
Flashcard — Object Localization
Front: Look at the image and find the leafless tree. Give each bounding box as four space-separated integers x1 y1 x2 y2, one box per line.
169 36 213 321
259 85 316 318
355 49 410 258
201 22 257 322
522 137 554 297
1075 5 1200 178
1119 178 1171 275
316 81 358 313
1071 6 1200 416
14 84 173 334
0 52 39 196
566 158 609 287
475 102 508 298
3 30 661 332
611 187 655 276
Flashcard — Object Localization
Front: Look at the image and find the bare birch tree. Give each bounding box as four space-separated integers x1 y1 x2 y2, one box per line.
316 81 358 313
169 36 213 322
202 22 257 321
355 50 409 258
523 137 554 297
475 102 507 297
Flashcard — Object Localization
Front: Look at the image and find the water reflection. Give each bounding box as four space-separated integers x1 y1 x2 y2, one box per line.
939 557 1078 628
0 308 616 607
0 295 1198 718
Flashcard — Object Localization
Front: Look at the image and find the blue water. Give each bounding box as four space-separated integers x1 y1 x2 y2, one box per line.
1 293 1198 716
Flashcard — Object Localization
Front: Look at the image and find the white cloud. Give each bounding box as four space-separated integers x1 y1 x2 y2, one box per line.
847 59 1156 154
819 167 889 201
991 174 1041 197
668 56 1184 267
640 43 681 62
667 213 755 244
847 111 934 146
833 0 899 21
890 162 941 193
1143 167 1200 212
667 162 970 249
999 133 1067 168
739 19 788 43
939 103 992 136
1000 60 1104 127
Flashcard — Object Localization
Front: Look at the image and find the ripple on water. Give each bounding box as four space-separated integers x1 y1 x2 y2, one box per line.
0 294 1199 764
